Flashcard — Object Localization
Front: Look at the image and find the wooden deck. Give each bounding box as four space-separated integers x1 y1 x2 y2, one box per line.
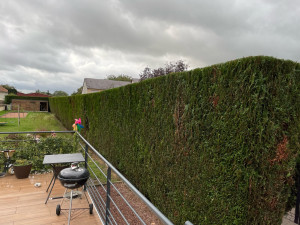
0 173 102 225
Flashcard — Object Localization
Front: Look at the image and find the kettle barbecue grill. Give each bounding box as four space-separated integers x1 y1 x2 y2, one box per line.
56 162 93 225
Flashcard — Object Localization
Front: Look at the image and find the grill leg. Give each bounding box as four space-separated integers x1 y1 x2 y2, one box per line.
68 190 73 225
60 188 68 206
83 190 90 205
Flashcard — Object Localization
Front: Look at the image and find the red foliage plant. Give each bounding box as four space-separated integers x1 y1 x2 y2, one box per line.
270 135 289 165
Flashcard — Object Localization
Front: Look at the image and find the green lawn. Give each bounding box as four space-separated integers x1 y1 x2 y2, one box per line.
88 159 120 183
0 112 67 132
0 111 8 116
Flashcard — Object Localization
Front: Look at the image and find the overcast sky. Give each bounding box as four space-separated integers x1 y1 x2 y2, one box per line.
0 0 299 94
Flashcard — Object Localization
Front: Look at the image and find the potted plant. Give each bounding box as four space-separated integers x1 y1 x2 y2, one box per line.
13 159 32 179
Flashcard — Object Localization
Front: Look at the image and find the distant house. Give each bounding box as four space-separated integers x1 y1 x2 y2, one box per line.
17 92 51 97
82 78 139 94
0 86 8 110
0 86 8 103
9 92 51 112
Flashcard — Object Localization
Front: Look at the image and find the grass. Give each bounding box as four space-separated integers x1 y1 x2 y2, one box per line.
0 111 120 183
87 152 120 184
0 111 67 132
0 111 8 116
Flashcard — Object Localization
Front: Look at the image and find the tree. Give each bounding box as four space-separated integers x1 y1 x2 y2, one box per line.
1 84 17 94
139 67 153 81
139 60 189 81
52 90 68 97
107 74 132 82
35 89 52 96
71 86 83 96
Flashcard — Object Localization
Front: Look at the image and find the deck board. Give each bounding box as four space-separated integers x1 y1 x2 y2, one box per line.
0 173 102 225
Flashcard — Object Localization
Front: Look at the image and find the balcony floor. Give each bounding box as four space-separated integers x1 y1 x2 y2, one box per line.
0 173 102 225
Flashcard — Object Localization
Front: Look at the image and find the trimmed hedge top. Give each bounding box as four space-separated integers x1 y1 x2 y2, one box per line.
50 56 300 224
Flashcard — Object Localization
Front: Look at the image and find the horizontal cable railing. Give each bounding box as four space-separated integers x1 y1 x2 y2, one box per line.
0 131 193 225
76 131 175 225
0 131 75 135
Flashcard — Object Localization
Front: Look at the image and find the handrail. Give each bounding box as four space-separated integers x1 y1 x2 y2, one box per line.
0 131 75 134
0 131 193 224
76 131 174 225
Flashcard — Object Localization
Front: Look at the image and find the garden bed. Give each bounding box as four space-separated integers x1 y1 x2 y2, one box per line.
0 112 28 118
93 182 163 225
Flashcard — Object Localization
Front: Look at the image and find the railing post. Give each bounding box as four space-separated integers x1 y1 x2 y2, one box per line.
105 167 111 225
85 143 88 169
84 143 89 191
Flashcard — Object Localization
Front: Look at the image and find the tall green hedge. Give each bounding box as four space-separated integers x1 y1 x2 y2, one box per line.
50 56 300 224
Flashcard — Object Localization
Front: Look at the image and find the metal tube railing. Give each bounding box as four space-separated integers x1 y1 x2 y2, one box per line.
0 131 193 225
86 179 106 217
85 151 135 225
0 131 75 134
86 179 106 224
76 131 174 225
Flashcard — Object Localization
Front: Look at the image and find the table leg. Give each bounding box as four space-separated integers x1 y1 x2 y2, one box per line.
46 174 55 193
45 176 56 204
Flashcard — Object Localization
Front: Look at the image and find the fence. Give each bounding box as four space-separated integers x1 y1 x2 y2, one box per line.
0 131 193 225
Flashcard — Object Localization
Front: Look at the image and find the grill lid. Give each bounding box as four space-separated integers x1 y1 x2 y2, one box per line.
59 164 89 180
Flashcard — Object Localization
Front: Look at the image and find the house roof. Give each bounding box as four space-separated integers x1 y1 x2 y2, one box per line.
84 78 131 90
0 86 8 93
17 92 51 97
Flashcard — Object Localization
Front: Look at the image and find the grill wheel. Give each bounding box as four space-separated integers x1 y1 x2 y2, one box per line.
89 204 93 214
56 204 61 216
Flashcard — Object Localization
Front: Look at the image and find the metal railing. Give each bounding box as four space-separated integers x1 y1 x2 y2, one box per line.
76 131 176 225
0 131 194 225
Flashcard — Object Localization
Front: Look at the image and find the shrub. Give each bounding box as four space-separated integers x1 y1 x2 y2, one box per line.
49 56 300 224
11 136 77 172
14 159 31 166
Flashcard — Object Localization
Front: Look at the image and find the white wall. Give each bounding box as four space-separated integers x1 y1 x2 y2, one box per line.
0 92 7 101
82 81 88 94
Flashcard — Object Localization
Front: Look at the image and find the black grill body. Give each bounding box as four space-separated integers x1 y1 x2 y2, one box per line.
58 167 89 189
55 164 93 225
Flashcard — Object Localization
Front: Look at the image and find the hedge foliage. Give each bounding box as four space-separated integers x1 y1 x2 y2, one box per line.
5 95 49 104
50 56 300 224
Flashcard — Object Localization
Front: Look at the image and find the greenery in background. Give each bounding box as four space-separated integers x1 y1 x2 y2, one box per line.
52 90 69 97
34 89 52 96
107 74 132 81
50 56 300 225
14 159 32 166
0 112 67 132
88 160 119 183
139 59 188 81
0 84 17 94
0 135 77 172
71 86 83 96
0 111 8 116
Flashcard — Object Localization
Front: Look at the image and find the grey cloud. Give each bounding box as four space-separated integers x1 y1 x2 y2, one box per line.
0 0 299 94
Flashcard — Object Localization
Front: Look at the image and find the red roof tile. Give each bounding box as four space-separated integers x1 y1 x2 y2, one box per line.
0 86 8 93
17 92 51 97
